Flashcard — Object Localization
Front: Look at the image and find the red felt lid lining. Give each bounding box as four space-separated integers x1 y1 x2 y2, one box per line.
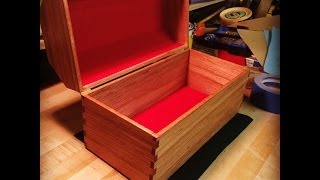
68 0 184 86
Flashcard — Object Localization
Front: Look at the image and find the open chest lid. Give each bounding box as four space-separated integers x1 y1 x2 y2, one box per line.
41 0 189 93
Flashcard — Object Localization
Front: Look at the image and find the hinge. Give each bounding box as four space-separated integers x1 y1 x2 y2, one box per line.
81 88 92 95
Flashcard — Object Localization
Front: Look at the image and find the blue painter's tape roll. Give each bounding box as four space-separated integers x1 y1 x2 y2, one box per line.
250 74 280 114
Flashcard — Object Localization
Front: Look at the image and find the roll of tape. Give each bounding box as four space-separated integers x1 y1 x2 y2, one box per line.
220 7 252 26
250 74 280 114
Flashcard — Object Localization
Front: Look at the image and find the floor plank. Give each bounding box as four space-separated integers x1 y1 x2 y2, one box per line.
40 82 280 179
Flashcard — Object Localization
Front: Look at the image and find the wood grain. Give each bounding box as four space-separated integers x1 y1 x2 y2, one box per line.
199 99 280 180
89 50 189 118
154 88 245 179
40 1 277 177
68 159 127 180
82 95 158 179
40 0 189 93
82 45 188 91
85 137 152 180
153 74 248 179
83 112 156 156
82 96 157 143
40 0 82 92
84 128 156 175
40 82 280 179
156 75 248 151
188 49 249 95
83 49 249 179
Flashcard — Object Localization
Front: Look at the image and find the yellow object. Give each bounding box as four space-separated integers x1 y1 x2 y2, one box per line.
220 7 252 26
189 22 195 48
189 36 193 48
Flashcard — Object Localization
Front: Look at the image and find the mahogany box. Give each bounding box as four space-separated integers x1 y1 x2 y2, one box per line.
41 0 249 179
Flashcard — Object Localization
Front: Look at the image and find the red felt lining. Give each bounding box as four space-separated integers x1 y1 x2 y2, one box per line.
78 32 182 85
68 0 182 85
132 86 208 133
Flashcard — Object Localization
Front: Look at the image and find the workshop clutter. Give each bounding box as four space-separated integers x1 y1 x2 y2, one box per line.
190 0 280 72
189 0 280 114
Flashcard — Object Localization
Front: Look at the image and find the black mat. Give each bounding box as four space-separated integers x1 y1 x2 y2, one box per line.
169 113 253 179
74 113 253 179
75 130 84 142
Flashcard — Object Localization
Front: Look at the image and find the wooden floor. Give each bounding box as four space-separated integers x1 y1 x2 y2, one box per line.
40 82 280 180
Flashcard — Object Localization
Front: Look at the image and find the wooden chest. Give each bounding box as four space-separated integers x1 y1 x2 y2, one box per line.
41 0 249 179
